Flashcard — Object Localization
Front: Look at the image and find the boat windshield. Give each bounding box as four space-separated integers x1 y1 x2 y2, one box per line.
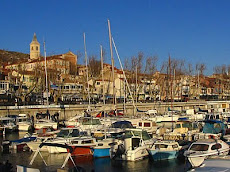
82 119 101 125
57 130 70 137
57 129 79 138
18 118 29 122
69 129 80 137
182 123 193 130
175 124 181 128
190 144 209 151
124 130 151 140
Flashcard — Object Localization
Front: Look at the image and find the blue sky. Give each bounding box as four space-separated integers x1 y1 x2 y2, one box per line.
1 0 230 75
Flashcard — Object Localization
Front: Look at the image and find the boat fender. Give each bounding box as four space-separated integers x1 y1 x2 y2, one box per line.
208 135 215 139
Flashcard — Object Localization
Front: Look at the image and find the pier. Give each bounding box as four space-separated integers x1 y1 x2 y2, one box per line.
0 100 229 120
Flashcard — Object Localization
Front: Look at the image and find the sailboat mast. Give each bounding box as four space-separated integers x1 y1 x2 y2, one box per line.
43 40 49 109
108 19 116 106
169 55 174 131
100 45 105 106
169 55 173 109
83 33 91 107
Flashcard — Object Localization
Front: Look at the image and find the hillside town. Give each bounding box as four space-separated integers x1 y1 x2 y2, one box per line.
0 33 230 106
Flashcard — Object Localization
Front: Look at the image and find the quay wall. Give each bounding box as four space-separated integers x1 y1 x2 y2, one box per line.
0 101 229 120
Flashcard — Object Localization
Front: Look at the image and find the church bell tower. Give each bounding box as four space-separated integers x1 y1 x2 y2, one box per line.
30 33 40 60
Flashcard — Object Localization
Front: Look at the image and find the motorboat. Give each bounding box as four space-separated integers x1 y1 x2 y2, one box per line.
0 117 18 132
184 139 229 168
34 119 58 130
17 114 33 131
77 117 104 133
26 127 59 152
155 111 180 123
67 137 97 157
194 120 226 140
64 115 82 128
34 111 58 130
110 128 155 161
148 140 182 161
45 128 90 154
92 120 133 139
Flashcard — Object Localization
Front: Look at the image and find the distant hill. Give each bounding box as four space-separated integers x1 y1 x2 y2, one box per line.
0 49 29 65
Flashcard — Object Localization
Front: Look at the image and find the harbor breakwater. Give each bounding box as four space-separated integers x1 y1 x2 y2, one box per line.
0 100 229 120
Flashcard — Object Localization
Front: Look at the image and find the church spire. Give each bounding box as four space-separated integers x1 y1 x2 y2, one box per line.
32 33 38 42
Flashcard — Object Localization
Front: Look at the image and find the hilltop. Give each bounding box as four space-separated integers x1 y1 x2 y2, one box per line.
0 49 29 65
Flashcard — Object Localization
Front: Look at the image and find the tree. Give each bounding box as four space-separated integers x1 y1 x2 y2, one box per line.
88 55 101 78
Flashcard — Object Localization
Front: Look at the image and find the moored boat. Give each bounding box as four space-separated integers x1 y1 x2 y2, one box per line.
148 140 182 161
184 139 230 168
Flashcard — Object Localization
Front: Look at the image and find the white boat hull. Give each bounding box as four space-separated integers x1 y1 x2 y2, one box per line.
18 123 32 131
27 141 48 152
34 123 57 130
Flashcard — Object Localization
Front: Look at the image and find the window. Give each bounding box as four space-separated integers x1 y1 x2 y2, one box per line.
156 144 168 149
144 123 151 127
70 129 80 137
139 122 142 127
190 144 209 151
31 47 33 50
172 144 178 149
82 140 93 144
211 144 222 150
36 46 38 50
97 82 100 85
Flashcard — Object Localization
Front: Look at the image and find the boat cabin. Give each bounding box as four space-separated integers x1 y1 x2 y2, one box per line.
123 128 151 141
152 140 181 151
202 120 226 134
56 128 87 138
173 121 198 134
188 139 228 153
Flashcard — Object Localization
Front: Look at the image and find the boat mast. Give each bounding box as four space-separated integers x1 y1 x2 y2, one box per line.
100 45 107 138
43 40 49 110
100 45 105 106
108 19 116 108
83 33 91 109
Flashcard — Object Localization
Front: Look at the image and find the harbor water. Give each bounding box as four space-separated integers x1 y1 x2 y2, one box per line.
0 132 190 172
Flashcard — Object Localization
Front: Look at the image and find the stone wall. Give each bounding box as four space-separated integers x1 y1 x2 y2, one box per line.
0 101 229 120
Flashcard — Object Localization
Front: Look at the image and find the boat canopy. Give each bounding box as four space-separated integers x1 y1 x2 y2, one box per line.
111 121 134 129
203 120 226 134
